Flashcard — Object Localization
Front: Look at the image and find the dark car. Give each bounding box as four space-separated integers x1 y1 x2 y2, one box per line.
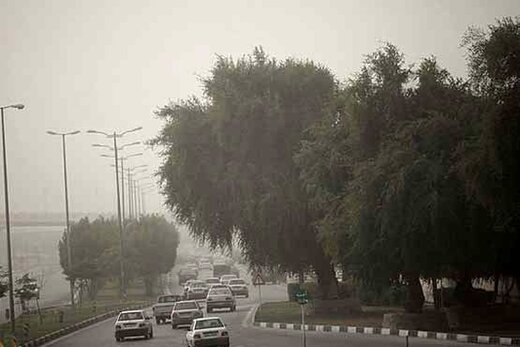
171 300 204 328
186 281 209 300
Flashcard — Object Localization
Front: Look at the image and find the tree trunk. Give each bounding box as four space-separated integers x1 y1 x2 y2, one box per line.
404 273 424 313
493 274 499 303
144 276 156 296
314 255 338 300
432 278 441 310
454 275 473 306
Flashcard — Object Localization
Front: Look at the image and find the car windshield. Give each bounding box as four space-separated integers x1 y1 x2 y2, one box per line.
195 318 224 330
175 302 198 310
158 295 178 303
209 288 231 295
118 312 143 321
229 279 245 285
191 282 207 288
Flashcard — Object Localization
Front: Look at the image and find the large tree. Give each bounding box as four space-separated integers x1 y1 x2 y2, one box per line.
125 214 179 295
59 217 119 299
297 44 497 312
154 48 339 297
457 17 520 283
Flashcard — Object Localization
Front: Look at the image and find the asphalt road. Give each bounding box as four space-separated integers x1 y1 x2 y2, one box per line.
45 284 478 347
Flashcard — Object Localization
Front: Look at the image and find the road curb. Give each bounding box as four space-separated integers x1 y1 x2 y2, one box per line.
19 303 149 347
252 321 520 346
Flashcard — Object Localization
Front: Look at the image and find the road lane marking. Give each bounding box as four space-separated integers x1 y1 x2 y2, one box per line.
241 304 259 328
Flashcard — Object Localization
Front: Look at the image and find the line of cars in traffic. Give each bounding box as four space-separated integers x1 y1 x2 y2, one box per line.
115 273 249 346
114 309 229 347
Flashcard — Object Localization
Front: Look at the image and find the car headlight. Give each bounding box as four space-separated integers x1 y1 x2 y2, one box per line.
116 325 122 330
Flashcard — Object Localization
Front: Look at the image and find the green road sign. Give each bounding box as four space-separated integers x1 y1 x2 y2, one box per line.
296 291 308 305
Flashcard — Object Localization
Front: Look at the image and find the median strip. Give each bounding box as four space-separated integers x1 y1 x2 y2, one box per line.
252 320 520 345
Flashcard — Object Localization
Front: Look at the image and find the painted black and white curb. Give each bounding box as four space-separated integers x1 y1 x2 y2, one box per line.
19 304 149 347
253 322 520 346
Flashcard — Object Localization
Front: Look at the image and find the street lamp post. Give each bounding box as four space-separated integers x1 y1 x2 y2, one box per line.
87 127 142 298
1 103 25 333
101 151 142 224
127 165 147 220
47 130 80 308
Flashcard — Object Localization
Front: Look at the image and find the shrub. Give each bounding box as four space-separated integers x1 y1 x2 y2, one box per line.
287 282 317 301
358 282 407 306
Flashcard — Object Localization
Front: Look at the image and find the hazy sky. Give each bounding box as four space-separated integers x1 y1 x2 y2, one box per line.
1 0 519 217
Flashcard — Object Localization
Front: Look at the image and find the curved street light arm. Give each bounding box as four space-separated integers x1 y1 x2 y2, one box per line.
0 104 25 110
87 129 111 137
118 126 143 137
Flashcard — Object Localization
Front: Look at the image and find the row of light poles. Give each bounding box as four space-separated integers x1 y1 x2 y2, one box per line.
0 102 156 332
87 128 144 298
46 130 80 313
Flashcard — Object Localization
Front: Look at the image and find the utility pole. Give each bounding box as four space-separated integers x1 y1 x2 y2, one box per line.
47 130 80 308
112 132 125 298
88 127 141 298
1 103 25 332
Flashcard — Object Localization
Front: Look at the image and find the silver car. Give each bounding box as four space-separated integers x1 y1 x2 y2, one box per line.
186 317 229 347
114 309 153 341
206 287 236 313
171 300 204 328
186 281 209 300
228 278 249 297
219 274 237 285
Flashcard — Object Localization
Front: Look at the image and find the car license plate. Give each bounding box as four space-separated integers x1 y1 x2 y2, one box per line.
204 331 218 337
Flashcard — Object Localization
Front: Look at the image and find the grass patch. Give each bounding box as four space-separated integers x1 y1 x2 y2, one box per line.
0 280 154 344
255 301 400 327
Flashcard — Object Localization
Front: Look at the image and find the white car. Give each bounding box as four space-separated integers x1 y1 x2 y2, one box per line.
186 317 229 347
206 287 236 313
228 278 249 297
114 309 153 341
219 274 238 285
205 277 221 286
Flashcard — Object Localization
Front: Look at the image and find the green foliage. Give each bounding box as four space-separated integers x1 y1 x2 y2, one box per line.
457 17 520 279
287 282 318 302
153 18 520 309
153 47 339 297
59 218 119 278
15 273 39 311
358 282 407 307
58 215 179 299
297 18 520 311
0 266 7 299
59 217 119 299
126 214 180 295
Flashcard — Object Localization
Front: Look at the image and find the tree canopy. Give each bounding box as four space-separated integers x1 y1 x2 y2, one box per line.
154 18 520 310
58 214 179 299
153 48 339 297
